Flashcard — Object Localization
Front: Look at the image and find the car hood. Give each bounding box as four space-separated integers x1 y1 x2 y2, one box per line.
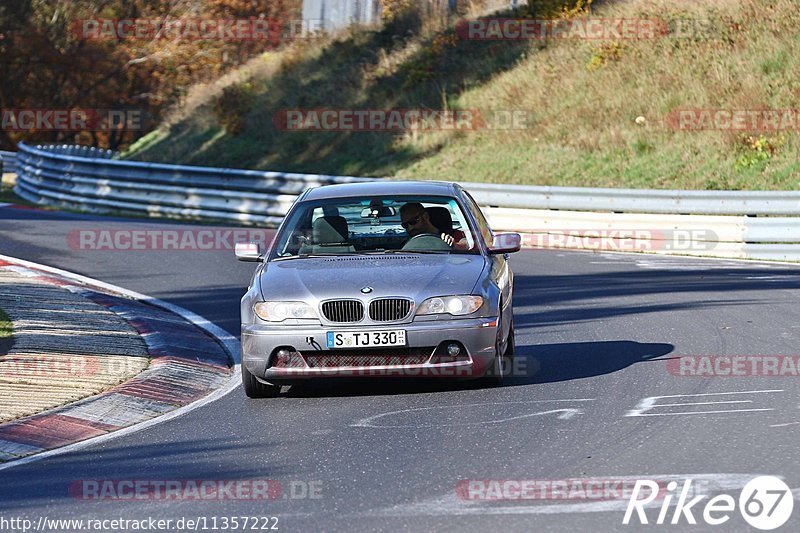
259 254 486 302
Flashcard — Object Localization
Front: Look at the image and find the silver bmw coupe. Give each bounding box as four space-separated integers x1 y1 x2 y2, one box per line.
236 180 521 397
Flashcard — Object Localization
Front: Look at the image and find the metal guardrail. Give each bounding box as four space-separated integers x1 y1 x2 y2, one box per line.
484 207 800 261
14 142 370 225
464 182 800 216
0 150 17 174
11 142 800 261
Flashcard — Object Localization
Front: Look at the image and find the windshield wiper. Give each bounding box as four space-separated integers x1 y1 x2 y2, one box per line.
273 250 450 260
272 253 341 261
384 249 450 254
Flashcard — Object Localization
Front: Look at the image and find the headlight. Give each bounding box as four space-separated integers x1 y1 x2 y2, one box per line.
254 301 317 322
416 295 483 316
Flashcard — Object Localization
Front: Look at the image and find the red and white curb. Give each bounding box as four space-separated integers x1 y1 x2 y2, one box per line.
0 201 44 212
0 254 240 470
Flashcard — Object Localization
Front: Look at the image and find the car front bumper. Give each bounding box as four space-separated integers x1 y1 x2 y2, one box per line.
241 317 498 383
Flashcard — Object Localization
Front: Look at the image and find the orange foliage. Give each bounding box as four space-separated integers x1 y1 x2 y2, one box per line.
0 0 300 150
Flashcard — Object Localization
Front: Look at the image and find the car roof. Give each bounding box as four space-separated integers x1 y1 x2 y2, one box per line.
301 180 459 201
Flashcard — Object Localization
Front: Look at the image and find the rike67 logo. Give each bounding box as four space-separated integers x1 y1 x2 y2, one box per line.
623 476 793 530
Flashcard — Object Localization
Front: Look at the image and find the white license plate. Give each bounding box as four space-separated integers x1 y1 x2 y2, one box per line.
326 330 406 348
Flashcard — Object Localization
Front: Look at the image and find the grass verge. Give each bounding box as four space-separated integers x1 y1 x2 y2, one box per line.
0 175 38 207
122 0 800 190
0 308 12 355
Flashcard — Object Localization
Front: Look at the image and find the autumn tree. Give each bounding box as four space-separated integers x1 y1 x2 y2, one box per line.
0 0 300 150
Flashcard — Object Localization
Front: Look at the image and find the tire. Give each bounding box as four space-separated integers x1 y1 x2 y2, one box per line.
486 315 515 386
242 364 281 398
504 321 515 359
486 317 507 386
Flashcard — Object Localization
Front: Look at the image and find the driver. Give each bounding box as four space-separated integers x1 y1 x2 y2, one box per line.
399 202 454 246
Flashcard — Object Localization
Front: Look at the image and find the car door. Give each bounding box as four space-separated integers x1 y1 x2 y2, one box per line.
461 191 514 332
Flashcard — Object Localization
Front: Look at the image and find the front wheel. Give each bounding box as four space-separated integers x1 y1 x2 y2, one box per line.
485 320 506 386
486 317 515 386
504 321 515 359
242 364 281 398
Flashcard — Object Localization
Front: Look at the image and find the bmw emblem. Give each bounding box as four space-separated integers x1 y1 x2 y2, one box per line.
361 286 373 294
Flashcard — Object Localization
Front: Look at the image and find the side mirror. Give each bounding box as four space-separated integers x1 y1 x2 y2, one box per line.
235 242 262 262
489 233 521 254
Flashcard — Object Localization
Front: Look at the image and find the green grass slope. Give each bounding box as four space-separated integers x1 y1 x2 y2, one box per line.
125 0 800 190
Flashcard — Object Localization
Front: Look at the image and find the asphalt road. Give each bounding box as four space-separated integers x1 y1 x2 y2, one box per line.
2 205 800 532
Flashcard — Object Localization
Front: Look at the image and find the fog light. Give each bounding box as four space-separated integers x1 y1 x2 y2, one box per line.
275 349 292 365
447 343 461 356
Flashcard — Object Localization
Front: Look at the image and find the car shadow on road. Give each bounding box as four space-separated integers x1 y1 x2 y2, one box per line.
519 339 674 384
280 339 674 398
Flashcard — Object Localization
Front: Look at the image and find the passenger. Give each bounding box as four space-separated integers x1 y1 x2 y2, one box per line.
399 202 455 246
427 206 469 249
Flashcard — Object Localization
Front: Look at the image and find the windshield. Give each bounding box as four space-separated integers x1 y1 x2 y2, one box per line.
270 195 479 259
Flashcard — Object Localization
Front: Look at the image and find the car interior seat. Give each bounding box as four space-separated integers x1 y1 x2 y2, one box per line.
427 206 454 235
300 215 355 254
427 206 466 242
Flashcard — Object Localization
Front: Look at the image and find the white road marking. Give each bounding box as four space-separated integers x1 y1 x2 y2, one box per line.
634 258 791 271
527 246 800 267
635 261 734 271
625 390 783 417
0 254 241 473
655 401 752 407
745 275 797 281
352 399 594 428
770 422 800 428
628 409 774 417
